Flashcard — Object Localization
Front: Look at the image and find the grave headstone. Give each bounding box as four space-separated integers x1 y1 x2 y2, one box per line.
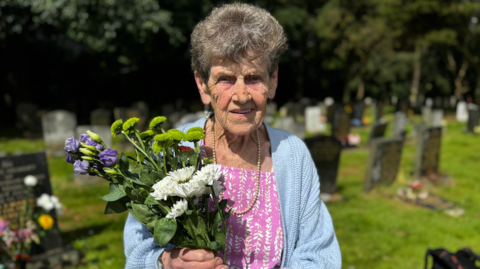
364 137 404 192
352 101 364 126
421 106 432 126
391 96 398 105
90 108 111 125
392 111 407 138
304 136 342 194
16 103 42 136
425 98 433 108
456 101 468 122
366 121 388 145
467 104 480 133
266 102 277 116
450 96 457 108
273 116 305 140
331 106 351 139
413 125 442 179
114 107 144 129
305 106 326 134
0 153 62 253
41 110 77 157
374 100 385 122
431 109 444 128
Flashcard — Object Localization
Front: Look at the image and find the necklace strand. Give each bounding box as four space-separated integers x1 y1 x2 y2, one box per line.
211 119 261 215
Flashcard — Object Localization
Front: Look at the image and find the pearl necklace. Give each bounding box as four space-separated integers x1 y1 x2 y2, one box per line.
211 119 261 215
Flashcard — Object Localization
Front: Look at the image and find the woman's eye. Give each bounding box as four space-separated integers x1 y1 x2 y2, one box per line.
219 77 229 82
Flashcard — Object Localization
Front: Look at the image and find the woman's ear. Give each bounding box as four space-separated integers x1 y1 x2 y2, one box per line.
267 68 278 99
195 71 211 105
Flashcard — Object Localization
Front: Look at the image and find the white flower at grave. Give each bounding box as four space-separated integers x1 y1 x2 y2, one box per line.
24 175 38 187
36 194 62 212
194 164 222 186
166 199 188 219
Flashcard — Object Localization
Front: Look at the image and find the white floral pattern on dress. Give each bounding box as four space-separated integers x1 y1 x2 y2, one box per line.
200 141 284 269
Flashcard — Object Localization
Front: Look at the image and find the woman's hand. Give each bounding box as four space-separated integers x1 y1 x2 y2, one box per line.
161 248 228 269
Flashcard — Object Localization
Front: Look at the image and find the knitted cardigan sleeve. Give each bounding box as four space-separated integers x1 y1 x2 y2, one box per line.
124 212 175 268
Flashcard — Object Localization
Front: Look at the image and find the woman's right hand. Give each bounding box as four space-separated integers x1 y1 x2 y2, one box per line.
161 248 228 269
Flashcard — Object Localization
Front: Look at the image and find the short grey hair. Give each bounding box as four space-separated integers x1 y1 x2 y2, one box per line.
191 3 288 82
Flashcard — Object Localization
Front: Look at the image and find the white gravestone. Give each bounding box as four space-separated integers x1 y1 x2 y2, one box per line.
42 110 77 157
456 101 468 122
305 106 326 134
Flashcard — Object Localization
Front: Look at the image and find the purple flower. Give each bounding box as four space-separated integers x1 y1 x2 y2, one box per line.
66 152 75 164
0 219 8 231
89 162 101 176
80 133 90 143
85 137 104 151
64 136 80 153
99 148 118 167
73 160 90 175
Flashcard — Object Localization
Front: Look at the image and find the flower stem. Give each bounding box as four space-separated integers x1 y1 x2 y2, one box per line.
210 186 226 263
122 131 160 171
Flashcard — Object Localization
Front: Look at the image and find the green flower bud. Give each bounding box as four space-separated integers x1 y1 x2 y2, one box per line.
123 117 140 132
81 156 94 161
203 157 214 164
149 116 167 130
103 167 118 174
140 130 155 139
184 131 206 142
79 148 98 156
86 130 103 143
80 142 98 151
152 142 163 154
69 153 81 159
111 120 124 137
186 127 205 134
167 129 185 142
154 133 171 142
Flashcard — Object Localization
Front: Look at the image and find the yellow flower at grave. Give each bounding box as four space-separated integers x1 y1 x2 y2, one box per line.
38 214 54 230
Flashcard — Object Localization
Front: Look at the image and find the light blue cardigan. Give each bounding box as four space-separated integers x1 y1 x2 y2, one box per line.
124 118 342 268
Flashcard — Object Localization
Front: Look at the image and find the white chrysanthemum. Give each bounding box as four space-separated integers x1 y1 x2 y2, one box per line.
151 177 176 201
204 180 225 196
24 175 38 187
166 199 188 219
168 167 196 183
37 194 54 211
171 178 206 198
194 164 223 186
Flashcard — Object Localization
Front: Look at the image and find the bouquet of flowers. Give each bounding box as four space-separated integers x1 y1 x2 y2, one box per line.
0 175 62 266
63 117 229 261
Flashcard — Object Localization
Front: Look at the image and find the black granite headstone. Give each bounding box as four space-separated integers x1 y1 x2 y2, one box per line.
0 153 62 254
413 125 442 178
305 136 342 194
366 122 388 145
375 101 384 123
364 137 404 192
467 105 479 133
352 102 364 121
331 106 351 139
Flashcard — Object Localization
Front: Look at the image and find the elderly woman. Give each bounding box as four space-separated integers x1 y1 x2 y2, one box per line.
124 3 341 269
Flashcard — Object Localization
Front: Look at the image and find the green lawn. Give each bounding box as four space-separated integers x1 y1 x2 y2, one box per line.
2 114 479 268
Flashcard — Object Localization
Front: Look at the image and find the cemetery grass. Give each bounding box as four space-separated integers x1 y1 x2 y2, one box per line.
332 115 480 269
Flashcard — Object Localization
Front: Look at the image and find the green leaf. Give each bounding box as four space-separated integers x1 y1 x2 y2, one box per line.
215 232 226 249
119 153 129 173
104 199 128 214
139 171 156 186
131 203 157 225
144 194 160 205
147 219 157 234
154 218 177 246
212 211 224 236
210 241 222 251
100 183 127 201
125 185 138 200
188 150 198 168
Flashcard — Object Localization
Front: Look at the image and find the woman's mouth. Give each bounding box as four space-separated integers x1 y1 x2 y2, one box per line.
230 109 254 116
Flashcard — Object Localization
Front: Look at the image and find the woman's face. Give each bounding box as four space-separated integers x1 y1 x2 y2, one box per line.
195 58 278 135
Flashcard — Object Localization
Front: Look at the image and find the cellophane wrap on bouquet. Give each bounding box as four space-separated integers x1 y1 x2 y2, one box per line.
63 117 230 261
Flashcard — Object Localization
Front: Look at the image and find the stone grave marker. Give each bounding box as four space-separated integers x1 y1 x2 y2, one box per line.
90 108 111 125
421 106 432 126
331 106 351 139
305 106 326 134
364 137 404 192
456 101 468 122
41 110 77 157
352 101 364 126
392 111 407 138
114 107 144 130
450 96 457 108
304 135 342 194
413 125 442 179
366 121 388 145
431 109 444 128
467 104 480 133
0 153 79 265
273 116 305 140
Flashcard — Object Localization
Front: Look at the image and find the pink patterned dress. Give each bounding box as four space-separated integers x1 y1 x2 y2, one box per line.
201 141 284 269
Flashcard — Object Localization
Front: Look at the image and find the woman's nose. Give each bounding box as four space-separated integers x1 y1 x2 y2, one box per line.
233 79 250 103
